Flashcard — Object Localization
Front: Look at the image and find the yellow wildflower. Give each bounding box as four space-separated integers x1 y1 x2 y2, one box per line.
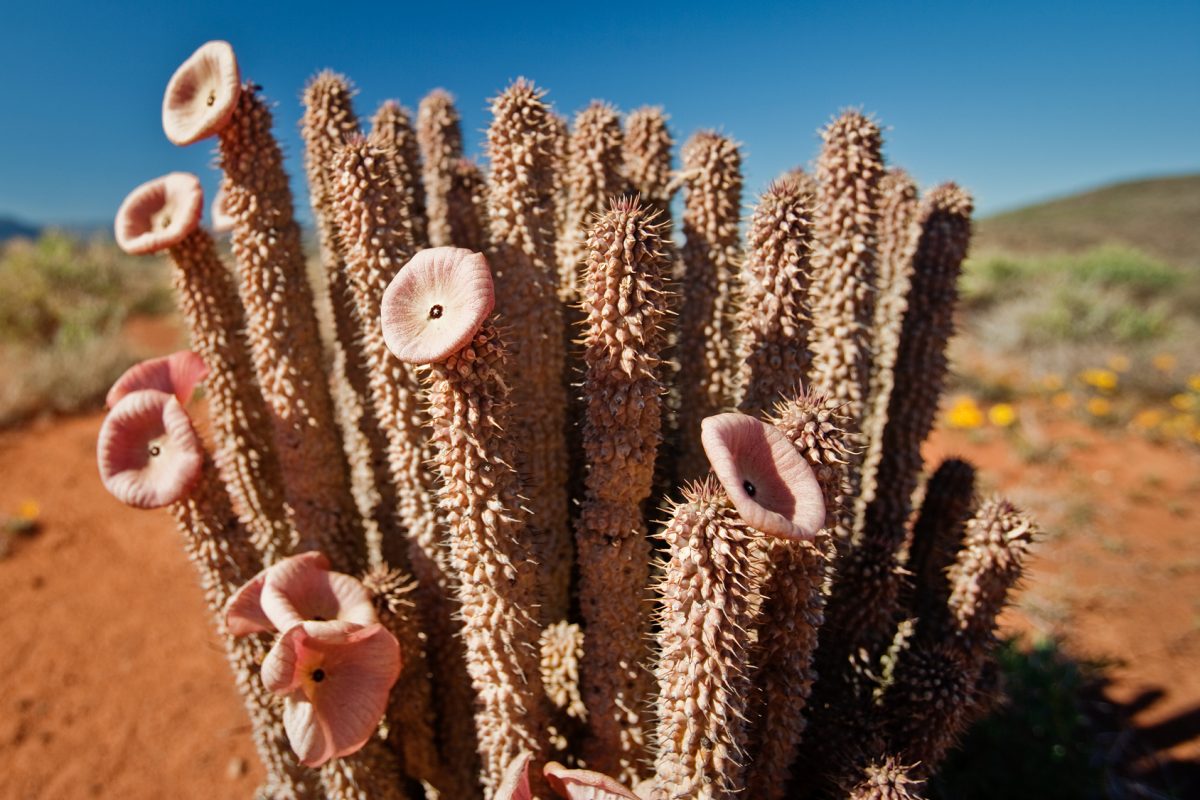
17 500 39 521
947 396 984 429
1188 375 1200 393
1170 393 1195 412
1080 368 1118 392
988 403 1017 427
1051 392 1075 411
1152 353 1177 373
1040 374 1064 392
1086 397 1112 417
1131 409 1166 430
1107 354 1131 373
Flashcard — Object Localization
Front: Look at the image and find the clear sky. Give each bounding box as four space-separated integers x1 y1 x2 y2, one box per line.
1 1 1197 225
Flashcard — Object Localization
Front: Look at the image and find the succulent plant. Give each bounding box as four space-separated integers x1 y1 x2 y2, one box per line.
99 40 1040 800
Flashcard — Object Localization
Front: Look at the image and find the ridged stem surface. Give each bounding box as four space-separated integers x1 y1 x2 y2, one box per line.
676 132 743 480
557 102 626 303
168 228 293 563
859 184 974 639
417 89 464 248
574 199 669 782
485 79 570 622
735 178 817 418
370 100 429 248
424 324 549 798
217 84 364 572
744 392 853 798
858 168 920 509
301 72 401 570
623 107 675 234
652 479 763 800
330 137 480 794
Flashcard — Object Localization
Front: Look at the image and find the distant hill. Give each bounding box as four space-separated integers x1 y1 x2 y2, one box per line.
974 174 1200 270
0 216 40 242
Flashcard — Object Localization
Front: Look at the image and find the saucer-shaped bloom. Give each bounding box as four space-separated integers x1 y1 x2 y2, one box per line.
381 247 494 364
106 351 209 409
114 172 204 255
701 413 826 540
495 751 533 800
261 620 401 767
545 762 639 799
211 182 236 233
162 40 241 146
224 551 377 637
97 390 204 509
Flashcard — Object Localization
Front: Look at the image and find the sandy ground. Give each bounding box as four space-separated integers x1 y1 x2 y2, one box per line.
0 401 1196 797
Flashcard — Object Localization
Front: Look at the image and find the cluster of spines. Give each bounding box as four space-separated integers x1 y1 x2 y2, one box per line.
736 177 818 418
218 83 364 571
574 198 671 782
676 131 744 480
484 79 572 623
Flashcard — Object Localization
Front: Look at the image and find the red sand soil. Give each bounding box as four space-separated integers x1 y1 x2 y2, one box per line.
1 398 1196 796
928 412 1200 774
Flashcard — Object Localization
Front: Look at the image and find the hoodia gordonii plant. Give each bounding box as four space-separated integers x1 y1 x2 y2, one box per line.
100 38 1040 799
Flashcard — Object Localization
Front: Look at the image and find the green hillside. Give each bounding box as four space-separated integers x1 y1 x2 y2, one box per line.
974 174 1200 270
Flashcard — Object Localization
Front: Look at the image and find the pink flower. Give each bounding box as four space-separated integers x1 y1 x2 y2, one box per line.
224 551 378 637
545 761 640 799
106 351 208 409
114 172 204 255
261 621 401 767
381 246 495 364
162 40 241 146
701 413 826 540
495 751 533 800
97 389 204 509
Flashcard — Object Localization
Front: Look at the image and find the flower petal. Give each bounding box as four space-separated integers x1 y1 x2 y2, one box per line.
162 40 241 146
381 247 495 364
496 751 533 800
224 567 273 636
97 390 203 509
282 690 336 767
114 172 204 255
259 551 373 633
545 762 639 799
106 351 209 409
701 413 826 540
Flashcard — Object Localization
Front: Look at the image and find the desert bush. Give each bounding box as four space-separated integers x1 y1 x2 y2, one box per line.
0 231 173 426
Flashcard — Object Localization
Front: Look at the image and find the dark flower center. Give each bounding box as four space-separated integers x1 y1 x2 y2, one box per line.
429 304 444 320
743 479 756 497
206 91 216 107
311 668 326 683
149 445 161 458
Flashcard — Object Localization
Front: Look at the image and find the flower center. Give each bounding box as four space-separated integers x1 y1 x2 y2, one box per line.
311 668 326 683
743 479 756 497
206 91 216 107
149 444 161 458
429 304 444 320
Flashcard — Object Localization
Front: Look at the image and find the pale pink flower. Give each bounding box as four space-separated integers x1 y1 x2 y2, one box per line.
381 246 495 364
97 389 204 509
701 413 826 540
114 172 204 255
224 551 377 637
261 620 401 767
162 40 241 146
106 351 208 409
495 751 533 800
545 761 640 799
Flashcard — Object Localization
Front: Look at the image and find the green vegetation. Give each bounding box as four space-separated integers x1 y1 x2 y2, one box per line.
975 174 1200 271
961 246 1194 348
932 637 1109 800
0 231 174 427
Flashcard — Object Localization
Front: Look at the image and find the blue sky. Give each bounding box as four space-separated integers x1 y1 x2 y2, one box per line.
1 1 1197 225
